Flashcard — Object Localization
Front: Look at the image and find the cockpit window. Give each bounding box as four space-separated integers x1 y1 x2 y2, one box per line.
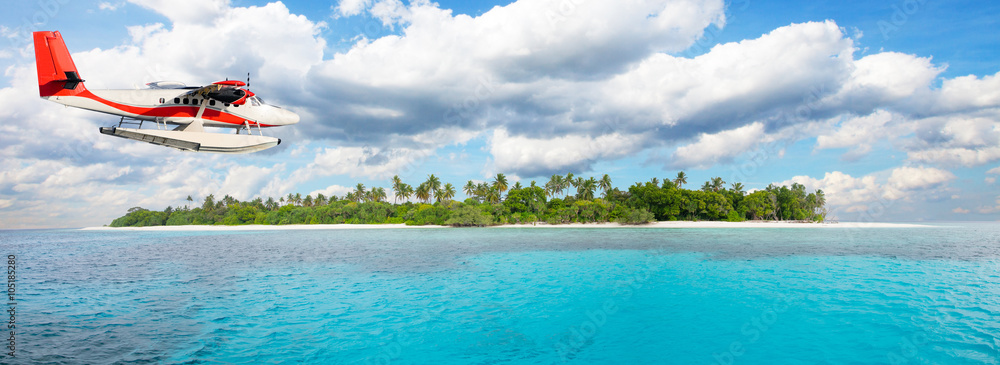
249 96 265 106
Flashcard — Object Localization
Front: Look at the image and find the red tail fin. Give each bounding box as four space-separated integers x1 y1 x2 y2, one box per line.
34 31 87 98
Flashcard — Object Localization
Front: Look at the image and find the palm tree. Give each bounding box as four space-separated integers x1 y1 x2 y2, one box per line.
485 187 501 204
493 173 509 196
674 171 688 188
294 193 302 206
578 177 597 200
354 183 367 202
701 181 713 192
344 192 357 203
599 174 613 198
375 187 388 203
560 176 572 198
425 174 441 202
415 183 431 204
546 175 564 197
286 193 295 206
303 195 314 207
475 182 489 202
186 195 193 209
316 193 327 206
731 182 745 196
265 197 277 210
391 175 404 204
511 181 523 191
404 184 414 203
815 189 826 215
711 177 725 192
464 180 476 199
394 181 408 204
651 177 659 186
442 183 456 202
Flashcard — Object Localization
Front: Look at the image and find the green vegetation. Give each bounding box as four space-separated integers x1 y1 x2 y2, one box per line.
109 173 827 227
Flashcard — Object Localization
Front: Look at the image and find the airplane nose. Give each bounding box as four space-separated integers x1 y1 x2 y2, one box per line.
283 109 300 125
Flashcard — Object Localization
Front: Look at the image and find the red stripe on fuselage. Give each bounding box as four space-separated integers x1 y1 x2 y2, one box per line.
77 90 277 127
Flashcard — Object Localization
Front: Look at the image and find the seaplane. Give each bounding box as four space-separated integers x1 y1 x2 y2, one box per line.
33 31 299 153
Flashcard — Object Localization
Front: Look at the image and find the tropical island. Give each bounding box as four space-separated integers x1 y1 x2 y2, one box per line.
108 172 827 228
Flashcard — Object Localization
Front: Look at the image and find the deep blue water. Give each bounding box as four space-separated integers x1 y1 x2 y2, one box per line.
1 223 999 364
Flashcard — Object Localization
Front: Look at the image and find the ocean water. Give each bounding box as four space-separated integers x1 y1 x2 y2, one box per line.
1 223 999 364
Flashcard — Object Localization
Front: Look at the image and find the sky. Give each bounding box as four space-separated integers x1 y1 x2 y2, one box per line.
1 0 999 228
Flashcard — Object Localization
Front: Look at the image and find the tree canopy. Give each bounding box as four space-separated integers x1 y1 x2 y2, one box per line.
109 173 827 227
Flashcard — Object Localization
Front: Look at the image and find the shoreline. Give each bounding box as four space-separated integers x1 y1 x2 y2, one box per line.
81 221 934 231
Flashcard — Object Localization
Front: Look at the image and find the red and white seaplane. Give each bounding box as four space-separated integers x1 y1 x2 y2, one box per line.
33 31 299 153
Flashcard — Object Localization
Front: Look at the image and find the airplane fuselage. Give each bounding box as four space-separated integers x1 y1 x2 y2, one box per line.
44 88 300 128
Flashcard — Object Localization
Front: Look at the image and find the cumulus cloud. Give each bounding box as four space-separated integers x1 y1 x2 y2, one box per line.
218 164 286 201
490 128 639 176
308 185 354 200
671 123 766 169
781 166 956 214
887 166 955 191
978 196 1000 214
815 110 906 160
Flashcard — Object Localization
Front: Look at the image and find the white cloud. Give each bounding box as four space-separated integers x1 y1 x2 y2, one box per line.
977 196 1000 214
841 52 943 104
335 0 374 17
887 166 955 191
671 122 766 169
489 128 639 175
907 146 1000 167
782 166 956 213
931 73 1000 114
99 2 126 11
815 110 907 160
988 166 1000 175
295 145 435 182
308 185 354 200
782 171 882 209
952 207 970 214
218 164 285 201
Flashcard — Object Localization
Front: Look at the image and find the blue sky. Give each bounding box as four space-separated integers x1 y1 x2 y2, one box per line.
1 0 999 227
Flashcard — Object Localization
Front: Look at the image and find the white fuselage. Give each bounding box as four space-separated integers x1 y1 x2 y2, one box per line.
44 88 300 128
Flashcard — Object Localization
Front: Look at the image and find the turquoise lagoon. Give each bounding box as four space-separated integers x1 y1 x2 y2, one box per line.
1 223 998 364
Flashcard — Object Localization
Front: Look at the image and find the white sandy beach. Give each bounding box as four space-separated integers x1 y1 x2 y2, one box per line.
81 221 932 231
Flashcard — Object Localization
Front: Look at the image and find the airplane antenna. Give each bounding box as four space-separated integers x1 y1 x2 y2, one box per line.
247 73 251 89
